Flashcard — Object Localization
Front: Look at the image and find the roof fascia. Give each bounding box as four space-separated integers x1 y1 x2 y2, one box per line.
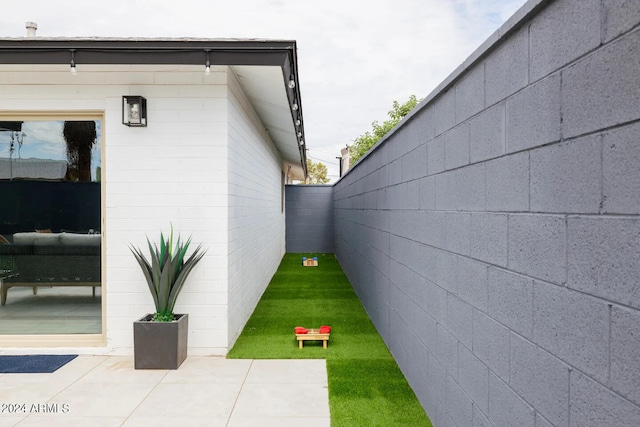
0 38 307 177
0 39 294 66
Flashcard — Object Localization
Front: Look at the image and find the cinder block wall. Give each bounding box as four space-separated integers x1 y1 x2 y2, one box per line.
285 185 334 253
333 0 640 426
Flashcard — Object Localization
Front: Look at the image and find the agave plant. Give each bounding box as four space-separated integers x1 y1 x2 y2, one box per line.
130 227 206 322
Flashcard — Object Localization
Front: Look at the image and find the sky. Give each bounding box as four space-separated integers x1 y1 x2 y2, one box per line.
0 121 102 181
1 0 528 181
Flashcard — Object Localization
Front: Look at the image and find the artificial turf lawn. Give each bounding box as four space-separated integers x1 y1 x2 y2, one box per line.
227 253 432 427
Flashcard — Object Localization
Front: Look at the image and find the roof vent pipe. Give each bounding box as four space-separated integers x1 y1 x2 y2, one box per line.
25 22 37 37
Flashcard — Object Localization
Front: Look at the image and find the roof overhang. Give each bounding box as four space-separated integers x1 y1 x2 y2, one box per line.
0 38 307 179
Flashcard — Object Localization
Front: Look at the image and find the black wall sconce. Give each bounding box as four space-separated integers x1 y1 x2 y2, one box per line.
122 96 147 127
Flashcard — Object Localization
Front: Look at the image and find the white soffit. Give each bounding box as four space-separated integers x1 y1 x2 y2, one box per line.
231 65 300 166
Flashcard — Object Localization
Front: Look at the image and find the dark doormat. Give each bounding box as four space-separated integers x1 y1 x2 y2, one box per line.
0 355 78 373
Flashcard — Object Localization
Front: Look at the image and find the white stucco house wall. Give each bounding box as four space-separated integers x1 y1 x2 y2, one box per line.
0 34 307 355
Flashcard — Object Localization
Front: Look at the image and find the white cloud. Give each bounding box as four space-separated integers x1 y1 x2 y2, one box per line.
19 121 65 160
1 0 527 179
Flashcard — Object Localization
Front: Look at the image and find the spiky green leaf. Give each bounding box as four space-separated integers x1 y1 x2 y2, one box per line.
131 228 206 321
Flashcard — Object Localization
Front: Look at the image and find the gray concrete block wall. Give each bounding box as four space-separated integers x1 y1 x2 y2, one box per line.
333 0 640 425
285 185 334 253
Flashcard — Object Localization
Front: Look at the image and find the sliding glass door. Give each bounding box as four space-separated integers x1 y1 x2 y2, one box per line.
0 118 102 336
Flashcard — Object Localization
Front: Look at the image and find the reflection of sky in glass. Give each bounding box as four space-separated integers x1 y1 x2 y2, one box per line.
0 120 102 181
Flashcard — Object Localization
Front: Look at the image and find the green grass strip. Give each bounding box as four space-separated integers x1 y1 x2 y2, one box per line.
228 253 432 427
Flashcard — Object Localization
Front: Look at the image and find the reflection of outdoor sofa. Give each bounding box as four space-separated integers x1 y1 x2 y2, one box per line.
0 232 101 306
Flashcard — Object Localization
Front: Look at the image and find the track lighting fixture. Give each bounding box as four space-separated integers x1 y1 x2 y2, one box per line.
70 49 77 74
205 50 211 75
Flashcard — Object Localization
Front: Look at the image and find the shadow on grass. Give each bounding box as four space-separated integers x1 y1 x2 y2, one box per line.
227 253 432 426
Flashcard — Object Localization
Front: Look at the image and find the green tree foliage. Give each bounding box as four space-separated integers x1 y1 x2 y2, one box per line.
304 158 329 184
349 95 421 165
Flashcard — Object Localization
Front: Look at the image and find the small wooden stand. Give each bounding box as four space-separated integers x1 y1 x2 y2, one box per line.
302 259 318 267
296 329 330 349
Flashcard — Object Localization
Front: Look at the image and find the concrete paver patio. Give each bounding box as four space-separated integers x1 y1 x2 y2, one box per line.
0 356 330 426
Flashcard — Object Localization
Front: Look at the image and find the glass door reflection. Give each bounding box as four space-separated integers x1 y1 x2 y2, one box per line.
0 120 102 335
